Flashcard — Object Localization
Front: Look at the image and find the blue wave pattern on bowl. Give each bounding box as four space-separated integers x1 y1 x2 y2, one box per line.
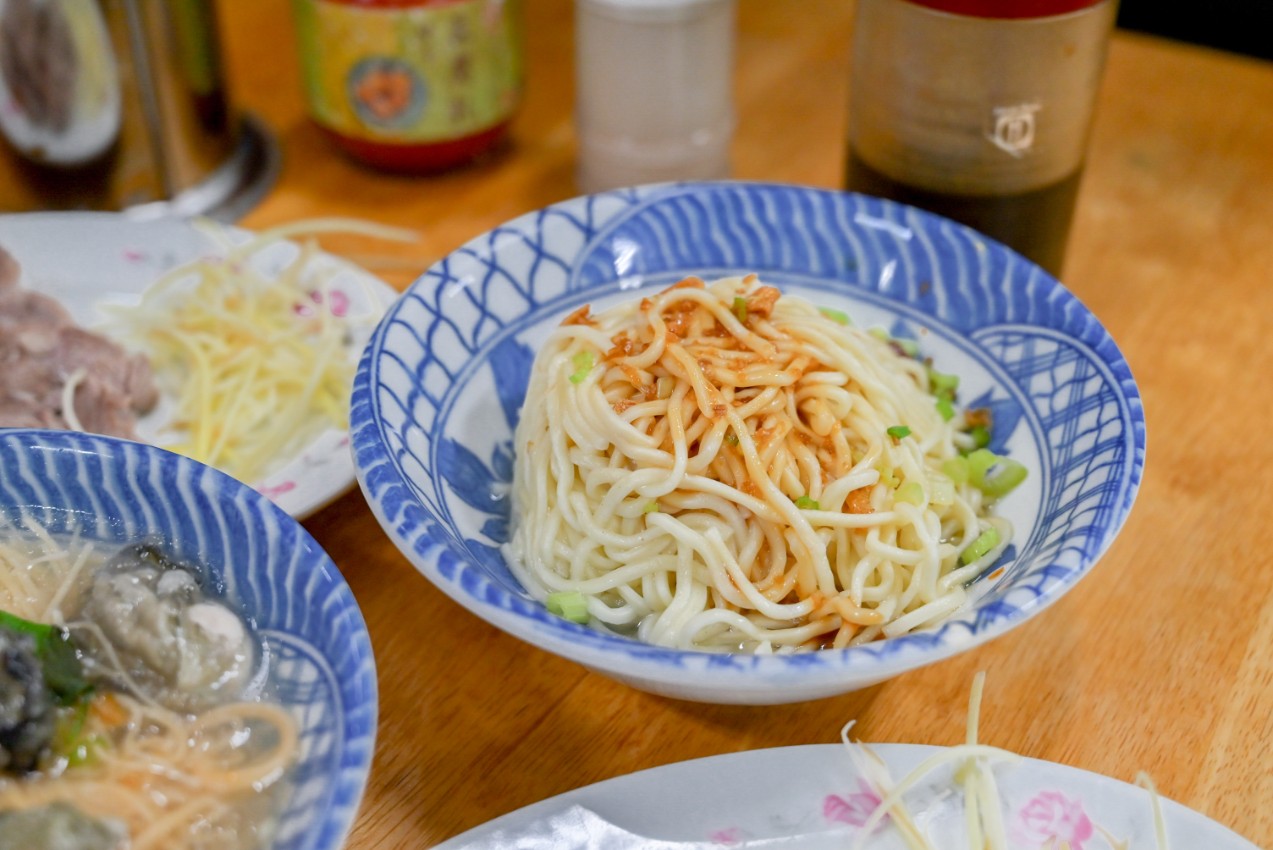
352 182 1145 688
0 430 377 850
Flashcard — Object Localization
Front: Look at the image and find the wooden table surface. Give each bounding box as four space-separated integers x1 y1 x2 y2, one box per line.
219 1 1273 847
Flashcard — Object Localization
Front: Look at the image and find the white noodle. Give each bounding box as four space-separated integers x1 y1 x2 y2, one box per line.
507 277 1014 652
60 368 88 433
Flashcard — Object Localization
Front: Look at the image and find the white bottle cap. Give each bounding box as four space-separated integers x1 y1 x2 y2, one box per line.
579 0 730 23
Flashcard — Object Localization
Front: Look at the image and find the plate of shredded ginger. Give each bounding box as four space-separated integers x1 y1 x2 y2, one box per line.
0 212 409 519
437 675 1260 850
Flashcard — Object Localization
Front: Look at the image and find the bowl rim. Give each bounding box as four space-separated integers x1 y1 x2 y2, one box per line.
351 179 1146 698
0 427 379 847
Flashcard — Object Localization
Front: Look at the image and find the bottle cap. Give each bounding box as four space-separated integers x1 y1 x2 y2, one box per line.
578 0 729 23
903 0 1107 19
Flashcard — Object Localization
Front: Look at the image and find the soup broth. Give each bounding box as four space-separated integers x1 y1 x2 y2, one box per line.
0 516 297 850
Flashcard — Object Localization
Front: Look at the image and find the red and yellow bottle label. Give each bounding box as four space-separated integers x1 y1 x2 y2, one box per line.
293 0 523 143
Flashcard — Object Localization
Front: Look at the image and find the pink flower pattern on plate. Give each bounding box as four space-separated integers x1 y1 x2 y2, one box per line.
824 779 885 829
1012 790 1095 849
258 480 297 498
708 826 744 845
299 288 351 318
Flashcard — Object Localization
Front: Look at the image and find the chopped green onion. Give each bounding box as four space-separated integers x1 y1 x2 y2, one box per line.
568 351 594 384
942 456 970 485
928 369 960 396
887 425 911 440
819 306 851 325
935 396 956 422
643 501 659 514
979 456 1028 498
795 495 820 510
960 527 1002 565
65 733 106 768
725 431 739 446
965 448 998 487
868 327 919 357
894 481 924 505
929 474 956 507
54 704 105 768
964 449 1028 498
733 296 748 323
969 424 992 449
546 591 590 623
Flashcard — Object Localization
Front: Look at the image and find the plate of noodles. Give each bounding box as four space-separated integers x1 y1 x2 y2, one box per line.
0 428 377 850
434 739 1253 849
435 676 1256 849
350 181 1146 704
0 212 405 519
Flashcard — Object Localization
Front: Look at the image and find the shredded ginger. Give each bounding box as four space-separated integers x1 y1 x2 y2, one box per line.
107 217 414 486
843 672 1170 850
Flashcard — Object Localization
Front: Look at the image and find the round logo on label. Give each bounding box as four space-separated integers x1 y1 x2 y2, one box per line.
989 103 1040 157
346 56 426 130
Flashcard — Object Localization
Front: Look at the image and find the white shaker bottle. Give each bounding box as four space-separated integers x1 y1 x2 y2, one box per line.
574 0 736 193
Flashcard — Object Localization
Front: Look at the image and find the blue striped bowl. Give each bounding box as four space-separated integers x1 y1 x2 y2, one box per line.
0 429 377 850
351 181 1145 704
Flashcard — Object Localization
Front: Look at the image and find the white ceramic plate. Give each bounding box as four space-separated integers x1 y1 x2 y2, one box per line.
435 743 1258 850
0 212 399 519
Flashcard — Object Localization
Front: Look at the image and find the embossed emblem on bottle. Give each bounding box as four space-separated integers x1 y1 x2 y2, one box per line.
989 103 1040 157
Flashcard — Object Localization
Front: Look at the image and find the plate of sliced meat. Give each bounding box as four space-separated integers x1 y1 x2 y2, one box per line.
0 242 159 439
0 212 403 519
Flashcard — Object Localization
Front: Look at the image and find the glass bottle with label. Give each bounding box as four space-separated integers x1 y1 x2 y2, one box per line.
292 0 524 173
844 0 1116 277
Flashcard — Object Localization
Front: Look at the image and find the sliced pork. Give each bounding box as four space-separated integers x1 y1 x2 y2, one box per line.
0 246 158 439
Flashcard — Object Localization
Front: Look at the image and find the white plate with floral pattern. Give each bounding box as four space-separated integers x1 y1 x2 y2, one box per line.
0 212 399 519
434 743 1258 850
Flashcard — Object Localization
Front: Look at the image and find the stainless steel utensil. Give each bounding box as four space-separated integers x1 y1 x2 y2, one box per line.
0 0 277 220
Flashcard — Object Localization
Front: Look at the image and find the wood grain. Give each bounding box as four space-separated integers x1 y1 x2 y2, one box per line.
215 1 1273 846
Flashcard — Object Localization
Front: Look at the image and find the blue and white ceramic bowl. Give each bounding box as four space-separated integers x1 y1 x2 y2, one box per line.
351 181 1145 705
0 430 377 850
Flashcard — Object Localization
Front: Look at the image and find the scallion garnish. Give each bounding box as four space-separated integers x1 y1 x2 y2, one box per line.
894 481 924 505
868 327 919 357
546 591 590 623
942 456 970 484
965 448 998 487
935 396 956 422
733 296 748 323
964 448 1027 498
795 495 820 510
819 306 851 325
969 424 991 449
960 527 1002 565
928 369 960 396
929 475 956 506
568 350 595 384
978 456 1028 498
643 501 659 514
887 425 911 440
